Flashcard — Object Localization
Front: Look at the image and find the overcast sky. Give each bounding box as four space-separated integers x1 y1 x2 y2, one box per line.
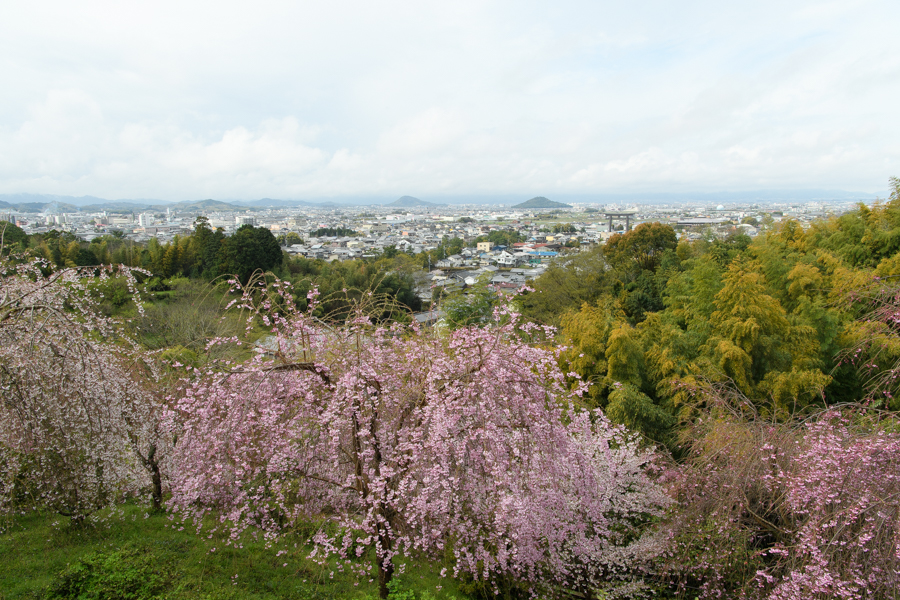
1 0 898 201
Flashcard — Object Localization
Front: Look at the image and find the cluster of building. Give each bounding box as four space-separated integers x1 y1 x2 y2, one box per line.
4 197 865 314
6 198 861 258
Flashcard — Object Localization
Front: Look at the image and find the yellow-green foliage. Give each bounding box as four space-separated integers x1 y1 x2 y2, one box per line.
546 185 900 439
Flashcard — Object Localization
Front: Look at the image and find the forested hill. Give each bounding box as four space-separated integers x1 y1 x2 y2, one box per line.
512 196 571 209
389 195 442 207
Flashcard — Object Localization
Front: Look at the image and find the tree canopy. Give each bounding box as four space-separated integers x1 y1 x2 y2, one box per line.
167 282 669 598
219 224 283 283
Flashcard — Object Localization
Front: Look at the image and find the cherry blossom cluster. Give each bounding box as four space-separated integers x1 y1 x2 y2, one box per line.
662 408 900 600
165 276 670 597
761 413 900 599
0 258 163 521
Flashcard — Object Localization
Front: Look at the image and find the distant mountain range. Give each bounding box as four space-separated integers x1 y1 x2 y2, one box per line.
577 189 880 204
388 196 443 207
231 198 338 208
0 194 342 213
0 200 79 213
512 197 572 209
0 188 883 213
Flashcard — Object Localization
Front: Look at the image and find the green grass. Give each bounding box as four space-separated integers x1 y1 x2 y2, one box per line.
0 506 470 600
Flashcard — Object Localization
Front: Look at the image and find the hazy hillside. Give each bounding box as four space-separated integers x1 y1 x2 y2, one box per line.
512 196 571 209
389 195 442 207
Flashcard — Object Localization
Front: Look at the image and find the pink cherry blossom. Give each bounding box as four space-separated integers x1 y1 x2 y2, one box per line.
0 259 165 522
166 276 670 598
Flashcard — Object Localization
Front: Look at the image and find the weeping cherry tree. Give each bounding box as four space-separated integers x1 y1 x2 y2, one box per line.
166 277 671 598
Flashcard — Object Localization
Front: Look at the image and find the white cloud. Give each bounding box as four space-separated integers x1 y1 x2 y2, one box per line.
377 108 467 156
0 0 898 199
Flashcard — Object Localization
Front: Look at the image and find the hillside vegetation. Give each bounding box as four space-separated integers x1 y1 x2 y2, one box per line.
510 197 571 209
1 178 900 599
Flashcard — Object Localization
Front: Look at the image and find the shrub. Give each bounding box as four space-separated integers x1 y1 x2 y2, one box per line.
660 402 900 599
48 545 168 600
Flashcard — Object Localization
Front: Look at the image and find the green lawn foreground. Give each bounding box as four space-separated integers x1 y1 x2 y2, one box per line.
0 504 470 600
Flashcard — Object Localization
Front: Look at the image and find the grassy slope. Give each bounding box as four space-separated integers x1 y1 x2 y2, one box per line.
0 505 469 600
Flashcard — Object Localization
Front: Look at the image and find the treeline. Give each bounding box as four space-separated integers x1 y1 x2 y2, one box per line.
2 217 283 283
0 217 422 319
310 226 359 237
1 217 542 288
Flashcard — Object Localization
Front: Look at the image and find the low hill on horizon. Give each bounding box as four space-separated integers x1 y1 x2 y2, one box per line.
157 199 245 212
232 198 326 208
512 196 572 209
389 196 443 207
0 188 883 213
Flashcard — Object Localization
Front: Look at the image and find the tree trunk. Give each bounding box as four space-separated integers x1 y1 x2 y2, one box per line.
146 443 163 511
376 517 395 599
377 552 395 600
